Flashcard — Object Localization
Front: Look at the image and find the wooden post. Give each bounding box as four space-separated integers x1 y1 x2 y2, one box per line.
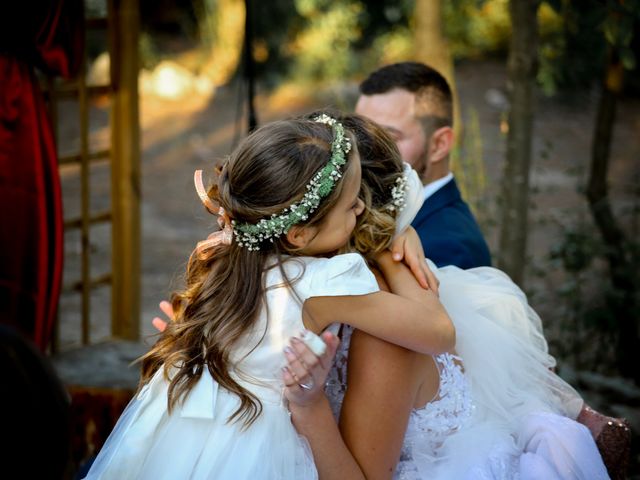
413 0 462 171
79 58 92 345
109 0 140 339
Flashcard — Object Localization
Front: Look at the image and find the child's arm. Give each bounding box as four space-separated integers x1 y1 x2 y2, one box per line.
303 252 455 356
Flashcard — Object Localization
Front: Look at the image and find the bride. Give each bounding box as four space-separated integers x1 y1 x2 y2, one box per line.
283 113 609 479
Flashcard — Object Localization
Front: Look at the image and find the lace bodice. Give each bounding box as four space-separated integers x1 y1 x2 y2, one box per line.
325 326 474 479
325 324 352 419
395 352 474 479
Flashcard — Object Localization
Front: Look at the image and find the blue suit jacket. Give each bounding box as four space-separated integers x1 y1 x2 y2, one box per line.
411 178 491 269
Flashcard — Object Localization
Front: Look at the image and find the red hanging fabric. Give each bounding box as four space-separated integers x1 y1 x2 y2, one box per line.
0 0 84 350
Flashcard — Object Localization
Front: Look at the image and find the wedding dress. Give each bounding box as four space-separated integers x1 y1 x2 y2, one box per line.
326 265 609 479
325 164 609 480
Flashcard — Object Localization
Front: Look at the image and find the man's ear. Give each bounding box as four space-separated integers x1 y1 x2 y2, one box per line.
286 224 316 249
428 126 454 164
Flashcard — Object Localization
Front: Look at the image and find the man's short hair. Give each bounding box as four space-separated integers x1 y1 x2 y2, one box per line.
359 62 453 133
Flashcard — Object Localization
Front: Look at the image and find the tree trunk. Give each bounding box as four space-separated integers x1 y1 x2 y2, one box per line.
497 0 540 286
586 56 640 383
413 0 462 151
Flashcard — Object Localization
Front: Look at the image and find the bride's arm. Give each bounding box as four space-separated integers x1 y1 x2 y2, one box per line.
288 272 423 479
288 397 365 479
340 331 419 479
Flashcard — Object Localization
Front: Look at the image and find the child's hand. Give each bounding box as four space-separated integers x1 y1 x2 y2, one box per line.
282 331 339 407
390 227 439 295
151 300 174 332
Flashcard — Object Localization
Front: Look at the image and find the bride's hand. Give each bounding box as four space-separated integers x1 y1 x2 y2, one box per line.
389 226 439 295
282 331 339 407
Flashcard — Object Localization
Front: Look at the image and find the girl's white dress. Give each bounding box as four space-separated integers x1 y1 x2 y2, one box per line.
85 253 379 480
327 262 609 480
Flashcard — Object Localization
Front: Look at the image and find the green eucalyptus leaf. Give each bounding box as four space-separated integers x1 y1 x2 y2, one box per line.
602 18 618 45
621 47 636 70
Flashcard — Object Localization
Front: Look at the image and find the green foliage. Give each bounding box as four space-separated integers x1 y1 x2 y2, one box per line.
361 27 414 71
539 0 640 93
139 32 161 69
443 0 512 58
248 0 300 85
549 229 598 273
287 0 365 83
601 0 639 71
193 0 218 49
545 180 640 373
436 0 639 95
85 0 107 17
254 0 416 85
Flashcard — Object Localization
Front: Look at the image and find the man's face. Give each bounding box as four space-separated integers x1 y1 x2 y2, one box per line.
355 88 428 179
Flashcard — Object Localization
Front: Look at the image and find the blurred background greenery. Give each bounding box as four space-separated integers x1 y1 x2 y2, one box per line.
131 0 639 91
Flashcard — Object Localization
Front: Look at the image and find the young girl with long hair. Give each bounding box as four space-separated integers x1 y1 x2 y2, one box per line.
284 112 609 480
84 115 454 479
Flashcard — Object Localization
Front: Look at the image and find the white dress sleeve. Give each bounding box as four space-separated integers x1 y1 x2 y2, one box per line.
307 253 379 297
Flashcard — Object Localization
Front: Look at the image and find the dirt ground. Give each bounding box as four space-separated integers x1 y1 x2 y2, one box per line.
51 59 640 474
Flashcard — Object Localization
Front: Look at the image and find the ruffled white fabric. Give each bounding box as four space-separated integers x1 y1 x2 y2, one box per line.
395 263 607 480
85 370 317 480
85 253 379 480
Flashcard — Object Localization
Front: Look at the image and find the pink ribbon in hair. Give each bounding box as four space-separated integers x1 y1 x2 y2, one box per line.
194 169 219 213
193 170 233 255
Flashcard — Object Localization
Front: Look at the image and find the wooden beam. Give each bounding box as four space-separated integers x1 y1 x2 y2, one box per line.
41 83 112 100
109 0 140 340
64 210 112 230
59 148 111 166
64 273 113 294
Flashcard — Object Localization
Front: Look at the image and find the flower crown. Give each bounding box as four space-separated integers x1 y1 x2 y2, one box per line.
232 114 352 250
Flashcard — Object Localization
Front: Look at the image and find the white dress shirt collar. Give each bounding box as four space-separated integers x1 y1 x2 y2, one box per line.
422 172 454 201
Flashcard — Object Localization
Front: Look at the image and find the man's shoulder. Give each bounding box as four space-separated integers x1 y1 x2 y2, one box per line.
413 203 484 243
413 188 476 229
411 187 491 268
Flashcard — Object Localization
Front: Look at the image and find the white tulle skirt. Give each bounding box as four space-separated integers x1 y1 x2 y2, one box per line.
83 369 317 480
401 264 608 479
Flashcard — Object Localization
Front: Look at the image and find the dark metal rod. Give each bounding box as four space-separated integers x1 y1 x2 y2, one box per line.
244 0 258 132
